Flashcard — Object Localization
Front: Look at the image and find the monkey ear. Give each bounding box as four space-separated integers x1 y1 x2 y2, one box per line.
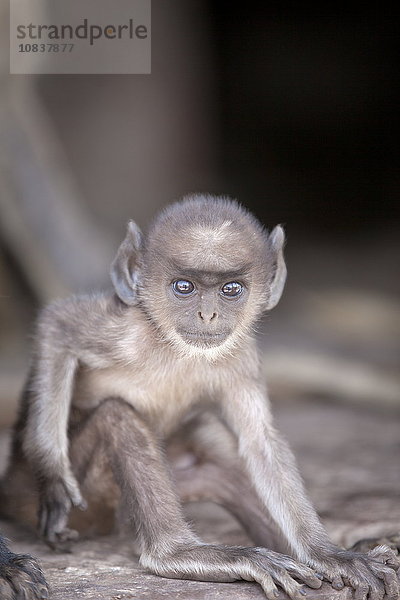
265 225 287 310
110 220 143 305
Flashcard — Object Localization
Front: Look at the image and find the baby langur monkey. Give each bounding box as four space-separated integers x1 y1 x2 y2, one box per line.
2 195 399 600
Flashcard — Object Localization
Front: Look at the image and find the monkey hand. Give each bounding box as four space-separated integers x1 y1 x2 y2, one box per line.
38 474 87 551
141 543 324 600
0 552 49 600
309 545 399 600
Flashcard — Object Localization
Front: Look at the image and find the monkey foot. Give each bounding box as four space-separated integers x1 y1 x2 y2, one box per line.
310 545 400 600
349 533 400 554
0 553 49 599
44 527 79 553
142 543 324 600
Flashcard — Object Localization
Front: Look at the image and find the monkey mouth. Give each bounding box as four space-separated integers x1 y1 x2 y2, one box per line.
178 330 229 347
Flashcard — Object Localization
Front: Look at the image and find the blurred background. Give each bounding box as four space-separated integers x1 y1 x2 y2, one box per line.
0 3 399 426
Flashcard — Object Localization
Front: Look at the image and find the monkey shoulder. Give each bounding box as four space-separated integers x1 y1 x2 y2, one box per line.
35 292 149 365
36 292 112 333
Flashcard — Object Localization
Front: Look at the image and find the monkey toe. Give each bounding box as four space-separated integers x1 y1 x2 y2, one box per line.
248 551 321 599
255 549 323 591
369 563 399 599
353 582 372 600
368 544 400 569
0 553 49 599
56 527 79 543
46 527 79 553
267 572 309 600
316 550 399 600
350 534 400 555
256 572 280 600
286 564 323 589
364 546 400 599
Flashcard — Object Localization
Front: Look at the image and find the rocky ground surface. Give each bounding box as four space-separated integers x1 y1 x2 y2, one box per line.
1 396 399 600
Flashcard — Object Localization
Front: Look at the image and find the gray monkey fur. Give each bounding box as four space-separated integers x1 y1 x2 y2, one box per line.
1 195 399 600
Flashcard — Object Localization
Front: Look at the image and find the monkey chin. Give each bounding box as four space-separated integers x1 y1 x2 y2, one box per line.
168 330 236 362
180 331 229 347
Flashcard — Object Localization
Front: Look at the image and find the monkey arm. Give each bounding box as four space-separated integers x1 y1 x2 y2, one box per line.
221 385 399 599
221 386 334 559
23 350 85 547
20 306 87 547
23 352 80 497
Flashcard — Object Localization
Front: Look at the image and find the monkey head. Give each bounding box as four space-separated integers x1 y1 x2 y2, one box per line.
111 195 286 359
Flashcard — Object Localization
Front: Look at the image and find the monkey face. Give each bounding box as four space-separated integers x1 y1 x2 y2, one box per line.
139 266 254 360
166 272 249 349
140 228 268 358
111 195 287 359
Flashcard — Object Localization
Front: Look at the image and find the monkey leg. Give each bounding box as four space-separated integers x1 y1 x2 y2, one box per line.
63 398 324 600
169 415 400 599
168 413 289 553
172 458 289 554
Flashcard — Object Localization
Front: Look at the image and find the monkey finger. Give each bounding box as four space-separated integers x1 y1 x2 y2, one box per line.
331 575 344 590
255 572 280 600
266 570 309 600
342 576 351 588
285 565 323 589
315 567 345 588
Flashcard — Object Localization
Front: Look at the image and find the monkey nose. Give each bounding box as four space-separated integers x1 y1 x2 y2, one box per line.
198 311 217 323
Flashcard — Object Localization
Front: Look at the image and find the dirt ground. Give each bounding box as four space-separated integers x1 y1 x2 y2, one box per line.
1 396 399 600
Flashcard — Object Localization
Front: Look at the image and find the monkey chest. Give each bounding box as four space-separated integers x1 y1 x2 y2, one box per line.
73 363 209 435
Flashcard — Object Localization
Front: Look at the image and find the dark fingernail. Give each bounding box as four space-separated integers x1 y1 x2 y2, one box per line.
315 573 324 580
300 587 307 596
333 582 344 589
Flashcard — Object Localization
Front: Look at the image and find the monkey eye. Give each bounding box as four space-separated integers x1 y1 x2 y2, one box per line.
173 280 195 296
220 282 243 298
